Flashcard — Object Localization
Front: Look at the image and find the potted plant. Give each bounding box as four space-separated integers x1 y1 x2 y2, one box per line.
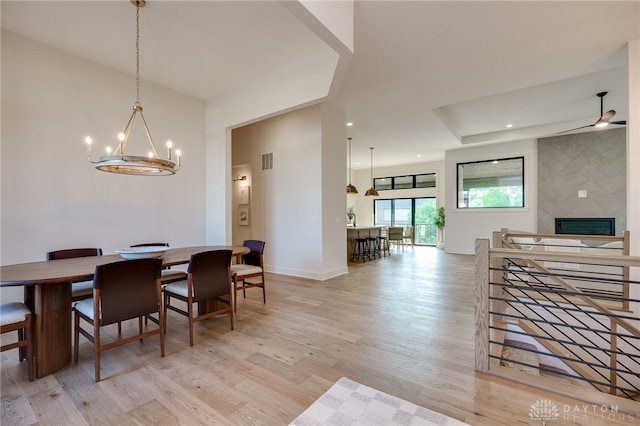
434 207 445 249
346 207 356 227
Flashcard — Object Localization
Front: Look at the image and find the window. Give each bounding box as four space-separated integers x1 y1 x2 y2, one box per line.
457 157 524 208
374 177 392 191
394 176 413 189
415 174 436 188
373 173 436 191
374 197 438 245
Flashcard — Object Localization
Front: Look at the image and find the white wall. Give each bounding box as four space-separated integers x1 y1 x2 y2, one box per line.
444 140 538 254
203 2 353 246
231 104 348 280
626 37 640 315
1 32 206 302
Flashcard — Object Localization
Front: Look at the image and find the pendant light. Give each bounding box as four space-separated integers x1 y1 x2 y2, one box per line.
84 0 181 176
365 147 379 197
346 137 358 194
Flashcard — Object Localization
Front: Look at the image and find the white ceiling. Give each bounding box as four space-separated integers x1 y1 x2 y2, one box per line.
2 1 638 169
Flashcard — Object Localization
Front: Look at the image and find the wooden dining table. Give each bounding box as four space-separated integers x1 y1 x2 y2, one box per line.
0 245 249 378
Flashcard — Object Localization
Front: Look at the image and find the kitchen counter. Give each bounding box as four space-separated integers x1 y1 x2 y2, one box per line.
347 226 385 261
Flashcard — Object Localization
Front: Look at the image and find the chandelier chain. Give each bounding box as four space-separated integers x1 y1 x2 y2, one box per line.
135 3 140 105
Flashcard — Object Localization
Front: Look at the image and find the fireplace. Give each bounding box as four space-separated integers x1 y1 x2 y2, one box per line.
555 217 615 236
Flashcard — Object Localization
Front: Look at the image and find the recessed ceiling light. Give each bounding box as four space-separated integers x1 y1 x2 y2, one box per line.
506 123 513 128
346 122 354 127
416 154 421 158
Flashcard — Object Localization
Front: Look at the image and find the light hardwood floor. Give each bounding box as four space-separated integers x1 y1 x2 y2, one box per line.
2 247 638 425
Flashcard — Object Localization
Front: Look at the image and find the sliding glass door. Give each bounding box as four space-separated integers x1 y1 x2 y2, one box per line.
374 197 437 245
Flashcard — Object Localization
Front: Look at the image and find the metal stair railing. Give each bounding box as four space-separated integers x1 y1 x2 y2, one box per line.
475 236 640 407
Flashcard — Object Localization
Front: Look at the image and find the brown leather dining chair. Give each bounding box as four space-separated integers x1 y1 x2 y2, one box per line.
47 248 103 302
73 258 164 382
130 243 187 284
230 240 266 312
163 250 234 346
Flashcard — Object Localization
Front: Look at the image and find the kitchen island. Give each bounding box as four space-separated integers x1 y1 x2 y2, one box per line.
347 226 385 261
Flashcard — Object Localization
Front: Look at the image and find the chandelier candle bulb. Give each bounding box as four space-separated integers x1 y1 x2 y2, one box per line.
167 141 172 160
85 137 92 157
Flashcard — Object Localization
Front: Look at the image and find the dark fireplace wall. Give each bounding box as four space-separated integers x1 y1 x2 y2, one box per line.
537 127 626 235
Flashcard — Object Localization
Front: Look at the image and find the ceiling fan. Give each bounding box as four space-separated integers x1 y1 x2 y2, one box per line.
557 91 627 134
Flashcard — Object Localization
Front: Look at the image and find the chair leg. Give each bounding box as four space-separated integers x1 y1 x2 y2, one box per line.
17 328 25 362
163 294 169 334
94 320 101 382
188 301 194 347
157 287 165 358
232 280 237 313
138 316 143 341
25 314 34 382
73 311 80 363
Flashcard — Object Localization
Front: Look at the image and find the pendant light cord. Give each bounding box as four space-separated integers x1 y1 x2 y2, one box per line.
370 147 374 183
348 138 353 183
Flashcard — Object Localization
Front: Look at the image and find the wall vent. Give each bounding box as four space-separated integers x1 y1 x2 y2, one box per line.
261 152 273 171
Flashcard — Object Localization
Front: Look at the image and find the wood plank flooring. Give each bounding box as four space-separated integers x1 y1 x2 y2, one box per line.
2 247 638 425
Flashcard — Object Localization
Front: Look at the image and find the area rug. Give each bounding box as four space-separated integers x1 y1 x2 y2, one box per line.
289 377 469 426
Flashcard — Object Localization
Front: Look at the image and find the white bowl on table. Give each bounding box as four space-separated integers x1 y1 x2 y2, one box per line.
115 246 167 260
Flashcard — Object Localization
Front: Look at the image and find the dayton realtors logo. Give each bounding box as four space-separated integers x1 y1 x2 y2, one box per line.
529 399 638 424
529 399 559 425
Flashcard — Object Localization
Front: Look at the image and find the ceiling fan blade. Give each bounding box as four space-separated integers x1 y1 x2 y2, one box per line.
610 120 626 125
600 109 616 121
556 124 593 134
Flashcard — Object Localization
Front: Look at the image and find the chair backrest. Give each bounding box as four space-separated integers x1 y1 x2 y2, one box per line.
242 240 265 267
130 243 169 248
47 248 103 261
403 225 413 237
187 250 232 302
93 258 162 326
388 227 403 240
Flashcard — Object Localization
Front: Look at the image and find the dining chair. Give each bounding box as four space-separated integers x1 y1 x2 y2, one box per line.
46 248 103 302
387 227 404 252
230 240 266 312
163 250 234 346
403 225 414 250
73 258 164 382
0 302 34 382
130 243 187 284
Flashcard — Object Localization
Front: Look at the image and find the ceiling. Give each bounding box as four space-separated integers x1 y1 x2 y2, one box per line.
2 1 638 170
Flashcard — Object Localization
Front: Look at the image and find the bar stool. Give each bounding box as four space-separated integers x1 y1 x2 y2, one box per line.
367 236 381 259
378 235 390 257
351 238 370 262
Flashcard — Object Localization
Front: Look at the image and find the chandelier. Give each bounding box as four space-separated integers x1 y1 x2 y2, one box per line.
85 0 181 176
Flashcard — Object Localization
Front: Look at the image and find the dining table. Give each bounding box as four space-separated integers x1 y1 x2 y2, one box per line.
0 245 249 379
